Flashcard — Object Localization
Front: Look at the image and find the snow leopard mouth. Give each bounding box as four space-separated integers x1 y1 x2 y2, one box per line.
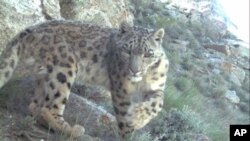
128 75 142 82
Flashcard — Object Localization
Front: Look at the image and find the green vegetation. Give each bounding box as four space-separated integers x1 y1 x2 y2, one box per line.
164 47 182 65
181 57 195 71
164 75 202 111
129 0 249 141
175 77 192 91
205 122 228 141
126 132 155 141
150 107 206 141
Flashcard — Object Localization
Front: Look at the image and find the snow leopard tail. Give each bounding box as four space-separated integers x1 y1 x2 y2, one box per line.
0 30 28 88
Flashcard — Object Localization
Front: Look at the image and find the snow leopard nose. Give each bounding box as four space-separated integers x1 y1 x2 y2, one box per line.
129 56 143 75
129 68 142 76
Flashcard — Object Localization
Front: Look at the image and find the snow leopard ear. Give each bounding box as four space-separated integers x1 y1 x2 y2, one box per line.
153 28 165 42
119 21 132 34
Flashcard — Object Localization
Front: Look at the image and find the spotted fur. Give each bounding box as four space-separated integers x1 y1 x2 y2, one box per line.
0 20 169 138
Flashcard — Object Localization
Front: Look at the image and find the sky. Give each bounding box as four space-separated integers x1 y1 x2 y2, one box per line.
218 0 249 43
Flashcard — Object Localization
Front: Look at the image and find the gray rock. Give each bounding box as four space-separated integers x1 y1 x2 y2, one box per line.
0 0 134 55
59 0 134 28
231 66 246 83
42 0 61 19
212 68 221 74
0 0 63 54
229 73 242 86
0 0 44 53
225 90 240 104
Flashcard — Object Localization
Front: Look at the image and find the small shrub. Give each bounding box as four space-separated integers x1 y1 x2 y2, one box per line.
150 106 206 141
164 46 182 65
210 74 226 86
181 58 194 71
188 37 201 49
189 20 205 39
192 74 227 98
164 75 201 110
175 77 192 91
181 71 193 79
193 75 212 95
164 82 179 110
178 29 201 49
200 73 227 98
207 62 214 69
196 80 227 98
165 23 185 39
127 132 155 141
210 86 227 98
185 84 200 96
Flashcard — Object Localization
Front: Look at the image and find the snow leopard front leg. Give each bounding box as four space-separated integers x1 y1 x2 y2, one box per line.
114 89 164 137
112 59 168 138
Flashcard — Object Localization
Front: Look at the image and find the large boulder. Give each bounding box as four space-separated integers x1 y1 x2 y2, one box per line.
0 0 62 53
231 66 246 83
59 0 134 28
0 0 134 54
41 0 61 20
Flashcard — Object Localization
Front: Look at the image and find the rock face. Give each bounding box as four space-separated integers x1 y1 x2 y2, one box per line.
0 0 134 54
59 0 134 27
0 0 44 53
42 0 61 20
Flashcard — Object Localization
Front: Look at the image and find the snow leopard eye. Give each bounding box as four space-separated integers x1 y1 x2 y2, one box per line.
144 49 154 57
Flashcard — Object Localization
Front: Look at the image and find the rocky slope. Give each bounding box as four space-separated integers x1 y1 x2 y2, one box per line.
129 0 249 141
0 0 249 141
